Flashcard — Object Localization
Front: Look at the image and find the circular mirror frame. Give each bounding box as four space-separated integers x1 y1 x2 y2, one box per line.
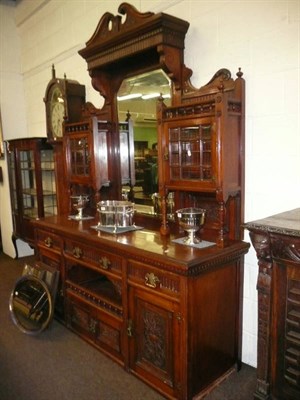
9 275 54 335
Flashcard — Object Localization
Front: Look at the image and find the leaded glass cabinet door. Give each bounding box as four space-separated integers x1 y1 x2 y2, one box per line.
7 143 19 236
20 148 39 219
164 118 216 191
41 148 57 216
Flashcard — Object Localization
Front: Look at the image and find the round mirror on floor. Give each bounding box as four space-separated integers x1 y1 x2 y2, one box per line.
9 275 54 335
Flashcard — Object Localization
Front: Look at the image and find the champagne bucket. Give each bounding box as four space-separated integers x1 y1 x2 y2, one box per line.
176 208 206 244
97 200 134 228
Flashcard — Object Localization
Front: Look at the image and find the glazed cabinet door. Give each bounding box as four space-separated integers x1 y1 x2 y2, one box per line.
162 117 217 192
64 118 110 189
128 286 183 399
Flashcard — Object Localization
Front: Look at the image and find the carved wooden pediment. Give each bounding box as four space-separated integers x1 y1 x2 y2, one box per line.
79 2 189 88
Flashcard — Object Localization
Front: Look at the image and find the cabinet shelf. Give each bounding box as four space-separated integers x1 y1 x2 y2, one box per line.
67 265 122 312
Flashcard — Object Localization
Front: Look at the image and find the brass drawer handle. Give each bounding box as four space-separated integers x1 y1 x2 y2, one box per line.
145 272 160 288
89 318 97 334
44 237 53 248
164 148 169 161
72 247 83 259
99 256 111 270
127 319 133 337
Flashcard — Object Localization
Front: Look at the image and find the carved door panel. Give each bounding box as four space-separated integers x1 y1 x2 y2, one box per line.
128 286 182 398
272 256 300 400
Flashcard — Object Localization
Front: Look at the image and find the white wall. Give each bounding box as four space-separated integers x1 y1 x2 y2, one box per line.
0 0 299 368
0 0 33 258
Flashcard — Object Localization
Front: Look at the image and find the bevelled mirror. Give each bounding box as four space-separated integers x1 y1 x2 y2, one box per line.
117 69 171 216
9 262 59 335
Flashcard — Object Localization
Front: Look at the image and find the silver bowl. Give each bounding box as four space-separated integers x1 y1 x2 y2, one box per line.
176 208 206 245
97 200 135 230
71 195 89 220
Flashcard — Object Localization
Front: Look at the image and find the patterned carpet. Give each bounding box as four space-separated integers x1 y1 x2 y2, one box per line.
0 252 257 400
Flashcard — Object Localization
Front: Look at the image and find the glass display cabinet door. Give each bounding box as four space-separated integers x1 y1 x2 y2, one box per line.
7 147 20 236
119 120 135 187
70 135 90 177
165 118 216 190
20 149 39 219
64 118 111 192
41 149 57 216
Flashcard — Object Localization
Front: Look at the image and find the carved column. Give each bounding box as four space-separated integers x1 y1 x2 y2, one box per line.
249 230 272 400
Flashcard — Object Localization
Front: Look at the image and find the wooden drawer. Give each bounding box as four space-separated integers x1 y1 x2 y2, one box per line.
66 290 124 364
36 229 62 253
127 259 181 299
64 239 122 275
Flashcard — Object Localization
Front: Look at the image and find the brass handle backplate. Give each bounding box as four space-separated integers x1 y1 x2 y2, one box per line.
72 247 83 259
99 256 111 270
44 237 53 248
145 272 160 288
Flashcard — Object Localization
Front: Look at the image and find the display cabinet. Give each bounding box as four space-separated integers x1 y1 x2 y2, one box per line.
63 114 134 213
6 138 57 255
157 68 245 244
63 117 110 212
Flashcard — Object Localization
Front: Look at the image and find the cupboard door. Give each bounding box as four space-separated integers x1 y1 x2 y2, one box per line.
128 286 182 398
163 117 217 192
66 291 124 363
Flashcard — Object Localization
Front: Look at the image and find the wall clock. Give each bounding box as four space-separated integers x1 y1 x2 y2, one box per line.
44 65 86 143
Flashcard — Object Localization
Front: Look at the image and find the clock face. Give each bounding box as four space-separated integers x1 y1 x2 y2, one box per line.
50 86 65 138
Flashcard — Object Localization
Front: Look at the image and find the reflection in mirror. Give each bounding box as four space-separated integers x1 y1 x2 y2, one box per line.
118 69 171 216
9 275 53 335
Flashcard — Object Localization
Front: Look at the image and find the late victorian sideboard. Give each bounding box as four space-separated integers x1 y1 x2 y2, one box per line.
33 215 249 400
30 3 250 399
245 208 300 400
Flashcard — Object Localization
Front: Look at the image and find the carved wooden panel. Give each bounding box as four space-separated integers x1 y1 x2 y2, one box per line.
128 286 182 398
67 292 123 361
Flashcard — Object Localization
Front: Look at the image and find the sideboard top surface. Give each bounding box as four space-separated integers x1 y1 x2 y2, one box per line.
244 208 300 237
33 215 249 275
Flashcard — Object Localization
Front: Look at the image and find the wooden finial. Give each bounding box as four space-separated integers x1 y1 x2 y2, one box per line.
236 67 243 78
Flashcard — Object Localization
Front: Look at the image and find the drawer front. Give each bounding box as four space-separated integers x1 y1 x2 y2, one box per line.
127 260 181 299
66 291 124 363
64 239 122 275
36 229 62 253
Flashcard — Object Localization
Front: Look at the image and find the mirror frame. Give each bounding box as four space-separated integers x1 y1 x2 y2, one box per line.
9 275 54 335
79 3 191 207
